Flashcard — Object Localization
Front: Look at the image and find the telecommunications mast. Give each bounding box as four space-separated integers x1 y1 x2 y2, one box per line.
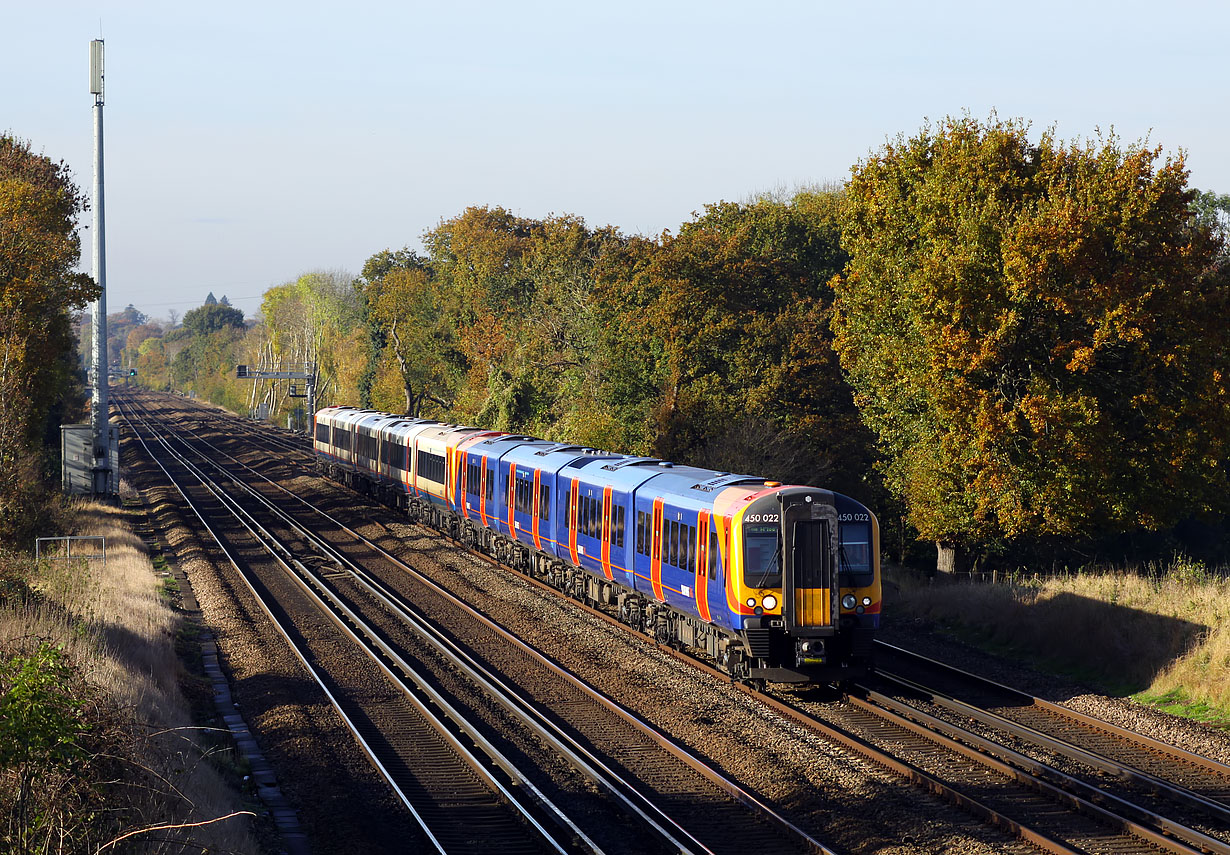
89 39 114 495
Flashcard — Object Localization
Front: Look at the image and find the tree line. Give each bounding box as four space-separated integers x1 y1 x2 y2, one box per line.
114 117 1230 570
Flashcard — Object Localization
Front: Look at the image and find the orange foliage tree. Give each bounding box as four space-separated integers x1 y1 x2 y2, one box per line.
0 136 99 541
832 116 1230 571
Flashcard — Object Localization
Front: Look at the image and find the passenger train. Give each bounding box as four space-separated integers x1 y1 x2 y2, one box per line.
314 406 880 683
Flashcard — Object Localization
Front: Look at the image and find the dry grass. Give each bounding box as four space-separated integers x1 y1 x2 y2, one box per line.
888 558 1230 725
0 487 261 854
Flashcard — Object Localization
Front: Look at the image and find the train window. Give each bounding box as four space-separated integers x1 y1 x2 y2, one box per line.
687 525 696 571
743 523 782 588
332 425 350 450
540 484 549 521
614 506 625 548
668 521 678 567
709 531 719 580
357 431 376 460
315 422 329 444
486 468 494 501
417 449 446 483
636 511 645 554
590 496 598 538
838 521 874 588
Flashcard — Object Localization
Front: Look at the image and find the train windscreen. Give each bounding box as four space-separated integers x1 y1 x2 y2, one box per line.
838 521 874 588
743 523 781 588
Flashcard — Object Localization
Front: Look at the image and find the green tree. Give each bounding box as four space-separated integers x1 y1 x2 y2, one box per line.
1191 189 1230 264
832 115 1230 571
181 302 244 337
258 270 362 414
360 263 452 416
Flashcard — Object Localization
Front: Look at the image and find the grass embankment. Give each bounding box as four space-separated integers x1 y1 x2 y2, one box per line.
887 559 1230 728
0 491 261 854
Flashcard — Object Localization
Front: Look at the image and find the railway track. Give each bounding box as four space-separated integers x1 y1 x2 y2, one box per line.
116 389 838 855
118 388 1230 855
120 397 582 855
868 642 1230 849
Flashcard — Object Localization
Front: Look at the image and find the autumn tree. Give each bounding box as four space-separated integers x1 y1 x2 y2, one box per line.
595 193 871 490
421 206 541 424
258 270 363 414
832 116 1230 571
355 250 453 416
0 136 99 542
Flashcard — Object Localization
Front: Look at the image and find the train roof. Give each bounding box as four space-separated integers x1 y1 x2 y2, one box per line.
555 455 763 505
461 432 547 460
503 441 620 474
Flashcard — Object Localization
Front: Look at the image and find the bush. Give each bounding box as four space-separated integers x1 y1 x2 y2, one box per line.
0 639 97 854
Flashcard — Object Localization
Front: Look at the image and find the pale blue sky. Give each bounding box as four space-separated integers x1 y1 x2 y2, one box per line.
5 1 1227 320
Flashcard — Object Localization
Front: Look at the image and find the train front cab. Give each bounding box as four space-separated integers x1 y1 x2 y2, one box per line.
732 487 879 683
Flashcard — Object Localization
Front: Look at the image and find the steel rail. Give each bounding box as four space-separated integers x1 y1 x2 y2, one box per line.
875 640 1230 779
118 399 578 855
850 690 1230 855
872 661 1230 828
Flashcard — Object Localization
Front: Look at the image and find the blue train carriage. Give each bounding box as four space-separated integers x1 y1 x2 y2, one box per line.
494 441 624 581
711 481 881 682
619 464 765 668
455 432 542 549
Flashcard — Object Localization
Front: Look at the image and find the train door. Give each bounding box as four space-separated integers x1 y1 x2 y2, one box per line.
781 495 838 632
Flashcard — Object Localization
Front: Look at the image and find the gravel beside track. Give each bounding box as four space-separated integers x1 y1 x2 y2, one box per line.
121 416 428 854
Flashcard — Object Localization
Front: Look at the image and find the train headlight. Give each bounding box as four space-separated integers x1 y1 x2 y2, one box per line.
746 597 757 608
762 594 778 610
862 597 872 607
841 594 857 610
